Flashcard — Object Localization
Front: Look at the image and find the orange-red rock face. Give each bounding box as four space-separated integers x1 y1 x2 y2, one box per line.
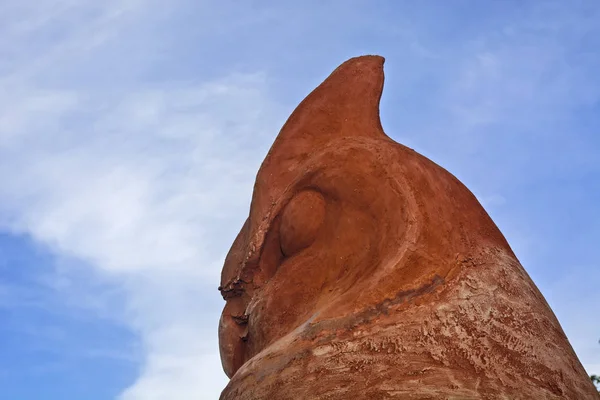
218 56 599 399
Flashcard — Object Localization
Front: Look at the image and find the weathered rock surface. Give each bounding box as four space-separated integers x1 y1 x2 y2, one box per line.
218 55 599 399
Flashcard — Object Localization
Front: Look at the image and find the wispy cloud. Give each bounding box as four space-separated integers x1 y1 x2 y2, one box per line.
0 70 280 399
0 0 284 398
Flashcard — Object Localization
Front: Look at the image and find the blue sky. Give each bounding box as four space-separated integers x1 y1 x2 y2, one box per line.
0 1 599 398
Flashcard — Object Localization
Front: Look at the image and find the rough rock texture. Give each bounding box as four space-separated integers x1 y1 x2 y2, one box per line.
218 55 599 399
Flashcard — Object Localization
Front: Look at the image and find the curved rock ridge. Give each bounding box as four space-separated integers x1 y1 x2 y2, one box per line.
217 55 599 399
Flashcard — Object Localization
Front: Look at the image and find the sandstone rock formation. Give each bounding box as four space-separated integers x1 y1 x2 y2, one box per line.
218 55 599 399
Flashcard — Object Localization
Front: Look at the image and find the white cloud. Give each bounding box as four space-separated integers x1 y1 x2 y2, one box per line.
0 77 280 397
1 77 274 276
0 1 284 398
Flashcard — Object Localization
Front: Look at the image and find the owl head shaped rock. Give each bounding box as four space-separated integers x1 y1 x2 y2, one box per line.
218 56 598 399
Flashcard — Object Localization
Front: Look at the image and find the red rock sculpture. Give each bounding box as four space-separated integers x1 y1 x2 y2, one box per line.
218 56 599 399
